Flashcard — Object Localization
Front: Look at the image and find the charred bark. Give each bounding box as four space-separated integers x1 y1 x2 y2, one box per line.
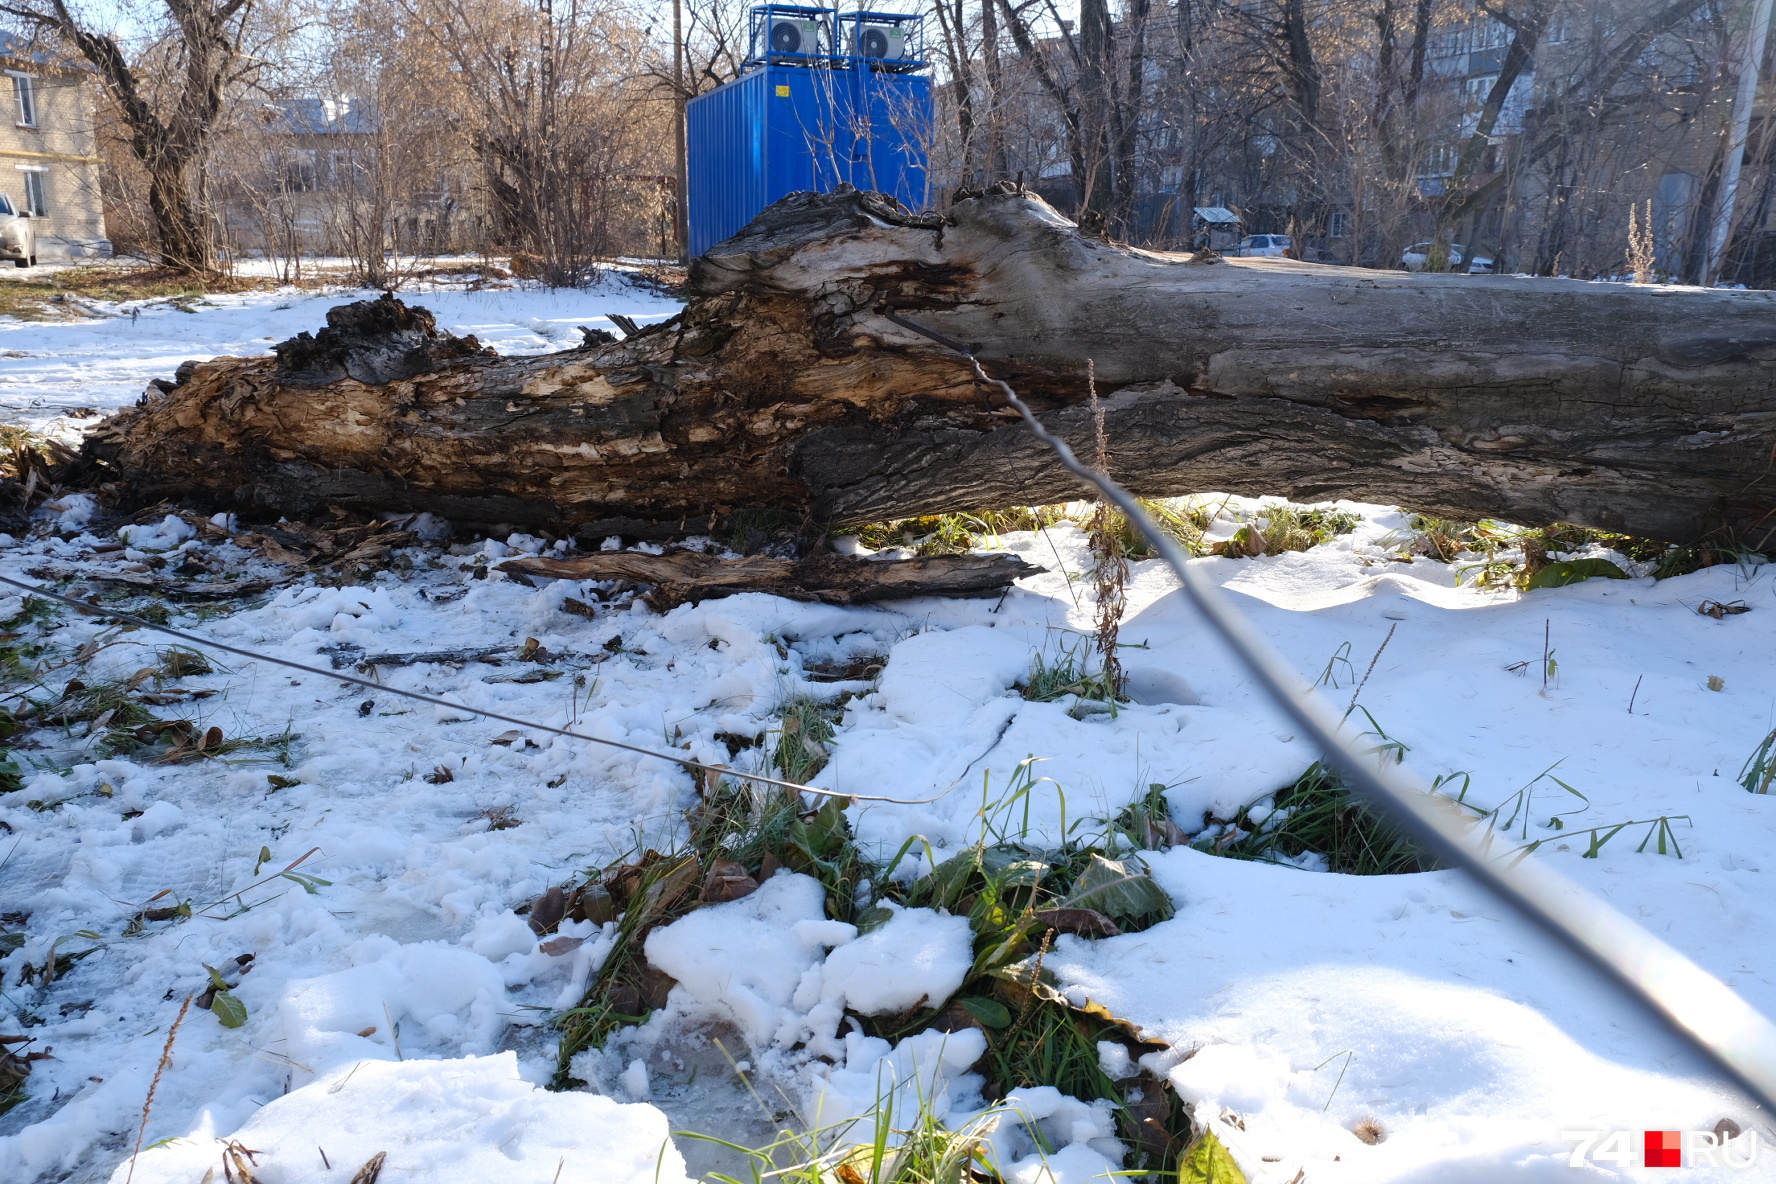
84 185 1776 547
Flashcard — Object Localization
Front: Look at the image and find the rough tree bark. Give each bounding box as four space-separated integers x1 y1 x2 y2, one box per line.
84 185 1776 546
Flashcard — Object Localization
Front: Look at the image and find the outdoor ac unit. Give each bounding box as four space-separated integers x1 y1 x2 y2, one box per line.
769 19 821 55
852 23 907 60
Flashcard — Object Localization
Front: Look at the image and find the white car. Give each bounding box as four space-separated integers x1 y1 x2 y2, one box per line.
1234 233 1291 257
0 192 35 267
1402 241 1493 273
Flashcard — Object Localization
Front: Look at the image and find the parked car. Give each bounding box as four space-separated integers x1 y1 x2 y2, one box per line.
1234 233 1292 257
1401 241 1493 273
0 192 35 268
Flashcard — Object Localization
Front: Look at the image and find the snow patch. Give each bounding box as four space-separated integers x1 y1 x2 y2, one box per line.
110 1052 692 1184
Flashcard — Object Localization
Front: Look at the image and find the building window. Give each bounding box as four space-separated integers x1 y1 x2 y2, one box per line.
281 148 318 191
10 73 36 127
20 168 46 216
1328 211 1347 238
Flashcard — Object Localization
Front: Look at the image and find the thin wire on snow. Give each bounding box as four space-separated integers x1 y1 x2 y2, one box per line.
877 305 1776 1113
0 574 950 806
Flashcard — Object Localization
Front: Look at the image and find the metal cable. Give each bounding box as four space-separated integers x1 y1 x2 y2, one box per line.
0 573 946 806
879 306 1776 1112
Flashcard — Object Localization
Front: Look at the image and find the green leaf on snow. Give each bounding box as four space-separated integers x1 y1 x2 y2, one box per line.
1179 1129 1247 1184
1526 559 1628 589
1061 854 1173 924
210 988 248 1029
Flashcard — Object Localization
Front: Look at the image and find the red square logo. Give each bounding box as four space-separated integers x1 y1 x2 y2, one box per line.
1645 1130 1683 1167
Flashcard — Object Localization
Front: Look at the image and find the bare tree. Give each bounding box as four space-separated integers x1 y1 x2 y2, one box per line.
1 0 268 271
394 0 666 283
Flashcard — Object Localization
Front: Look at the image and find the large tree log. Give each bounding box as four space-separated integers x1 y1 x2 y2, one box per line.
85 185 1776 545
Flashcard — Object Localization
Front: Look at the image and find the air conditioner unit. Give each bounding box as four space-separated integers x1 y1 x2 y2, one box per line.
768 19 822 55
851 23 907 60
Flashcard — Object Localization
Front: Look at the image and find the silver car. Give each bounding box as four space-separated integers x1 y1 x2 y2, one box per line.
1234 233 1292 257
0 192 36 267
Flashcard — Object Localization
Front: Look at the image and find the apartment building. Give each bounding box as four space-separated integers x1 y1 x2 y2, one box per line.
0 28 110 259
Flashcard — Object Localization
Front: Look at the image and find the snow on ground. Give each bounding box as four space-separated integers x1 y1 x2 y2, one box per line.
0 267 683 437
0 288 1774 1181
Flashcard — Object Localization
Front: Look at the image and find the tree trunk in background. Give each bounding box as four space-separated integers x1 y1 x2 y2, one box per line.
83 186 1776 547
146 160 213 272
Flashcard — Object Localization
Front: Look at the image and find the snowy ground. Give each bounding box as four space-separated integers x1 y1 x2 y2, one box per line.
0 283 1774 1182
0 267 684 438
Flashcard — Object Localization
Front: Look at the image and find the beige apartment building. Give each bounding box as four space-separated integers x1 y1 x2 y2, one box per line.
0 29 109 259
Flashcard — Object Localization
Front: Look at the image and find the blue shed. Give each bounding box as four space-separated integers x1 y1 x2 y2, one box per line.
686 6 932 255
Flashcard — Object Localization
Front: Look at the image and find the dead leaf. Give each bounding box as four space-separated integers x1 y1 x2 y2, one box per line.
640 856 701 918
200 726 223 751
1122 1071 1180 1165
423 765 454 784
1035 907 1122 938
349 1151 387 1184
567 883 615 925
490 730 524 746
539 935 585 956
634 961 676 1009
223 1140 263 1184
237 533 312 567
528 886 567 935
562 597 598 619
1699 599 1752 619
356 1026 376 1037
701 859 760 903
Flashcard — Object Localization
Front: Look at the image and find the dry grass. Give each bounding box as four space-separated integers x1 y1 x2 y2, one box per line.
0 263 289 322
125 993 193 1184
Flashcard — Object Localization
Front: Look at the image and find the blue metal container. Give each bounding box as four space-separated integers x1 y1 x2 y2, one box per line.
687 5 932 255
832 67 931 209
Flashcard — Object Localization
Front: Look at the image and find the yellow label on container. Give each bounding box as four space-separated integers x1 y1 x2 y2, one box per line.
776 85 791 97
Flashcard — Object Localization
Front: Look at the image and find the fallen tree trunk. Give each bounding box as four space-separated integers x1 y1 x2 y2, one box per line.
84 185 1776 545
495 550 1040 608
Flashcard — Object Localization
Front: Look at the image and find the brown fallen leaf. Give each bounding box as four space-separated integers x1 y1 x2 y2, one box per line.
528 886 567 935
539 935 585 956
1035 907 1122 938
701 859 760 904
356 1026 377 1037
349 1150 387 1184
566 883 615 925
